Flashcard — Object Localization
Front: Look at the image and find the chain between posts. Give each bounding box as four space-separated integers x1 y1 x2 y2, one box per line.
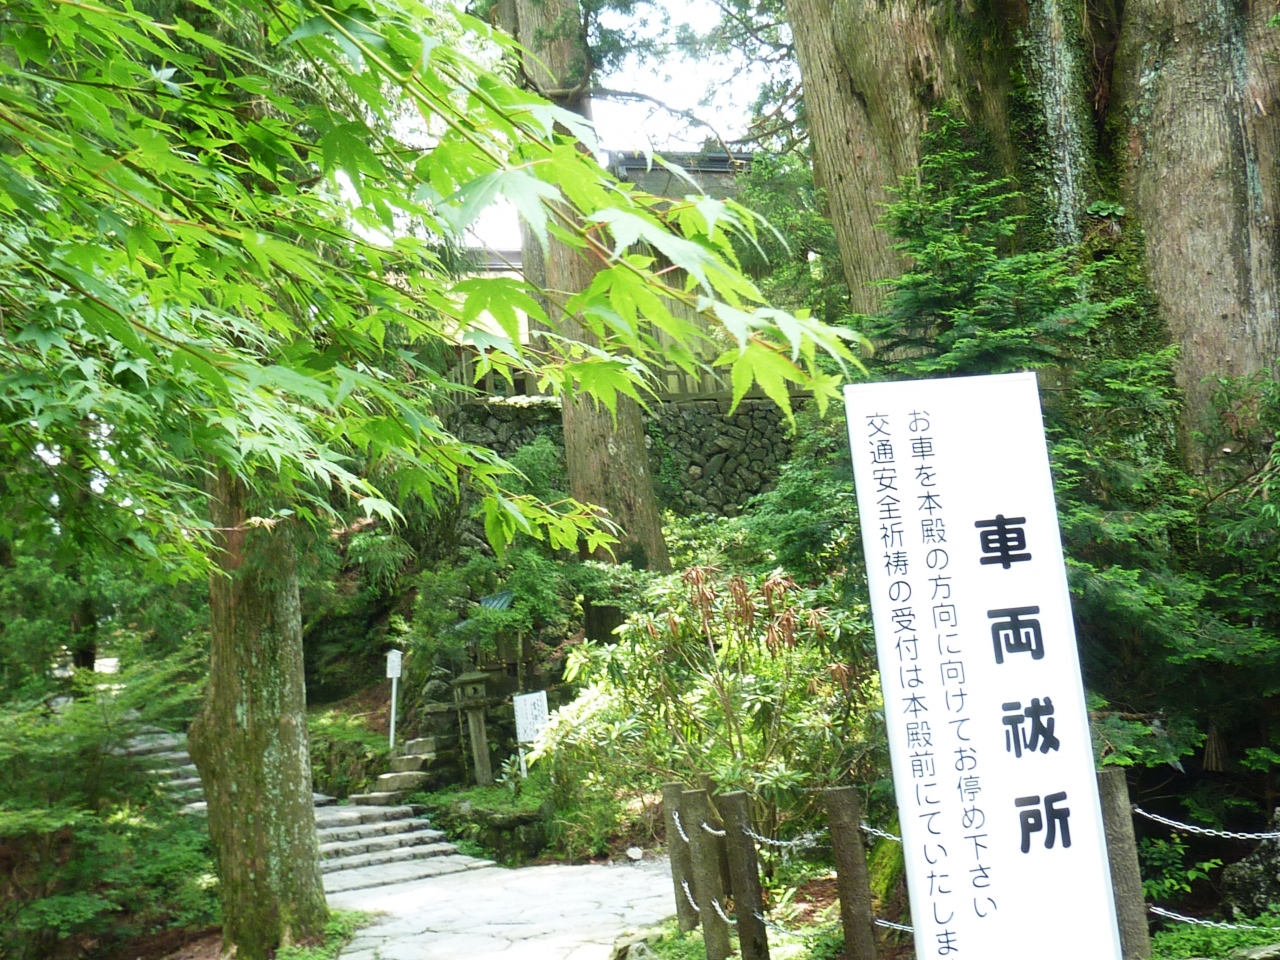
741 825 828 849
860 822 902 843
701 820 727 838
1133 806 1280 841
751 912 913 938
680 878 700 914
671 809 691 844
875 919 914 933
1149 905 1263 930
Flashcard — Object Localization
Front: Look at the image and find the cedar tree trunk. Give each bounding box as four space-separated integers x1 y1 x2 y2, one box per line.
187 468 328 960
789 0 1280 458
504 0 672 571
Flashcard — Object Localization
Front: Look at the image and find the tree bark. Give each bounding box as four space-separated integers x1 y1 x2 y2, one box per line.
505 0 671 571
790 0 1280 457
784 0 1026 311
1111 0 1280 460
187 468 328 960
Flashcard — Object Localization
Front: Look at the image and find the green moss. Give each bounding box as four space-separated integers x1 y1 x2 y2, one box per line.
275 910 375 960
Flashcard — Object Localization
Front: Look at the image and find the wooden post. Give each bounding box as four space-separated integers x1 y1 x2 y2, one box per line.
465 707 493 786
824 786 879 960
1097 768 1152 959
719 791 770 960
699 775 734 896
663 782 700 932
684 788 732 960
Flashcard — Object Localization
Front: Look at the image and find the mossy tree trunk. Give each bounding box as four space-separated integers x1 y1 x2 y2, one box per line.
1111 0 1280 459
789 0 1280 457
502 0 672 572
187 468 328 960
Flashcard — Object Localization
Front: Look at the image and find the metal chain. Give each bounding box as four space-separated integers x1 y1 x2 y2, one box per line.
1149 905 1263 930
875 918 914 933
861 822 902 843
1133 806 1280 841
710 897 737 926
680 878 700 914
742 825 828 849
702 820 727 838
671 809 691 844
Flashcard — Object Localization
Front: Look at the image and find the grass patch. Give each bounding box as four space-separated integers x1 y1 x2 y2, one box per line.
409 777 552 814
275 910 375 960
1151 910 1280 958
307 709 388 751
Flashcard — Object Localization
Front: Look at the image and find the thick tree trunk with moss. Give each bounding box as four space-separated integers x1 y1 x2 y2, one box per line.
1111 0 1280 458
503 0 671 571
784 0 1028 311
790 0 1280 457
187 468 328 960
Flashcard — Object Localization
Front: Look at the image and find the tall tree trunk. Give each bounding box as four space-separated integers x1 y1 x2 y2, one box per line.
790 0 1280 458
785 0 1026 311
503 0 671 571
1111 0 1280 461
187 468 328 960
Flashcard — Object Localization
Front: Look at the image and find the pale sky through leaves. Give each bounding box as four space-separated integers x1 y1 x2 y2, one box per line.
470 0 770 249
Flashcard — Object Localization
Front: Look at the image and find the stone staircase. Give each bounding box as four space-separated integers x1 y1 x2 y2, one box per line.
349 735 461 806
316 803 493 893
124 731 491 892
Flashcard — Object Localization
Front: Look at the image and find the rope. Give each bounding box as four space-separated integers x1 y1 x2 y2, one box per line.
1149 905 1264 930
710 897 737 926
680 878 700 914
671 809 691 844
1133 806 1280 841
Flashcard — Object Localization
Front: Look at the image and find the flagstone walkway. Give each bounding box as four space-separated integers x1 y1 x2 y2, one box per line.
331 857 674 960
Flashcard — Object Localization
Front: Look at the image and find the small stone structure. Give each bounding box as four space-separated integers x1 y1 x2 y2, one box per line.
454 395 792 517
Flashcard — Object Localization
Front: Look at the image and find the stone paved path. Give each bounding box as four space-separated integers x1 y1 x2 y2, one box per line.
332 858 674 960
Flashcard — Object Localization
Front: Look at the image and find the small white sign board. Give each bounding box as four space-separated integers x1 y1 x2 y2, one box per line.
514 691 550 744
386 649 402 679
844 373 1121 960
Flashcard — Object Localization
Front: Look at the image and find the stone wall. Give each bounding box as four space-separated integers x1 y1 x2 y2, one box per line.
453 396 791 516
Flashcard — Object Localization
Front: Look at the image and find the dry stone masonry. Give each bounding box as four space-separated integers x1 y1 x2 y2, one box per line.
455 396 792 517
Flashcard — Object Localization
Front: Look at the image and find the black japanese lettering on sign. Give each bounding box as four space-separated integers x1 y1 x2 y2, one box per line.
987 607 1044 664
1001 698 1060 757
974 515 1032 568
1015 792 1071 853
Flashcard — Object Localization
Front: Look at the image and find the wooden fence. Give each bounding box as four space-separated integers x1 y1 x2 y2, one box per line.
661 768 1152 960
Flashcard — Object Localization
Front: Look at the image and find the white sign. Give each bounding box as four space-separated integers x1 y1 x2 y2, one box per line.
844 373 1121 960
386 649 402 679
514 691 549 744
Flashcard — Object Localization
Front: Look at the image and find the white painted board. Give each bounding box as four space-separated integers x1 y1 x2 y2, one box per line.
386 649 403 679
514 690 550 744
844 373 1121 960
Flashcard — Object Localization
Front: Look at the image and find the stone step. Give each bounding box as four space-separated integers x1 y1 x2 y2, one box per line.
314 804 421 828
402 737 439 755
163 776 203 791
181 793 340 817
319 840 457 873
374 771 430 793
316 817 437 844
322 853 494 894
125 733 186 757
319 827 448 860
157 764 200 781
347 791 410 806
389 753 438 773
148 750 193 766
